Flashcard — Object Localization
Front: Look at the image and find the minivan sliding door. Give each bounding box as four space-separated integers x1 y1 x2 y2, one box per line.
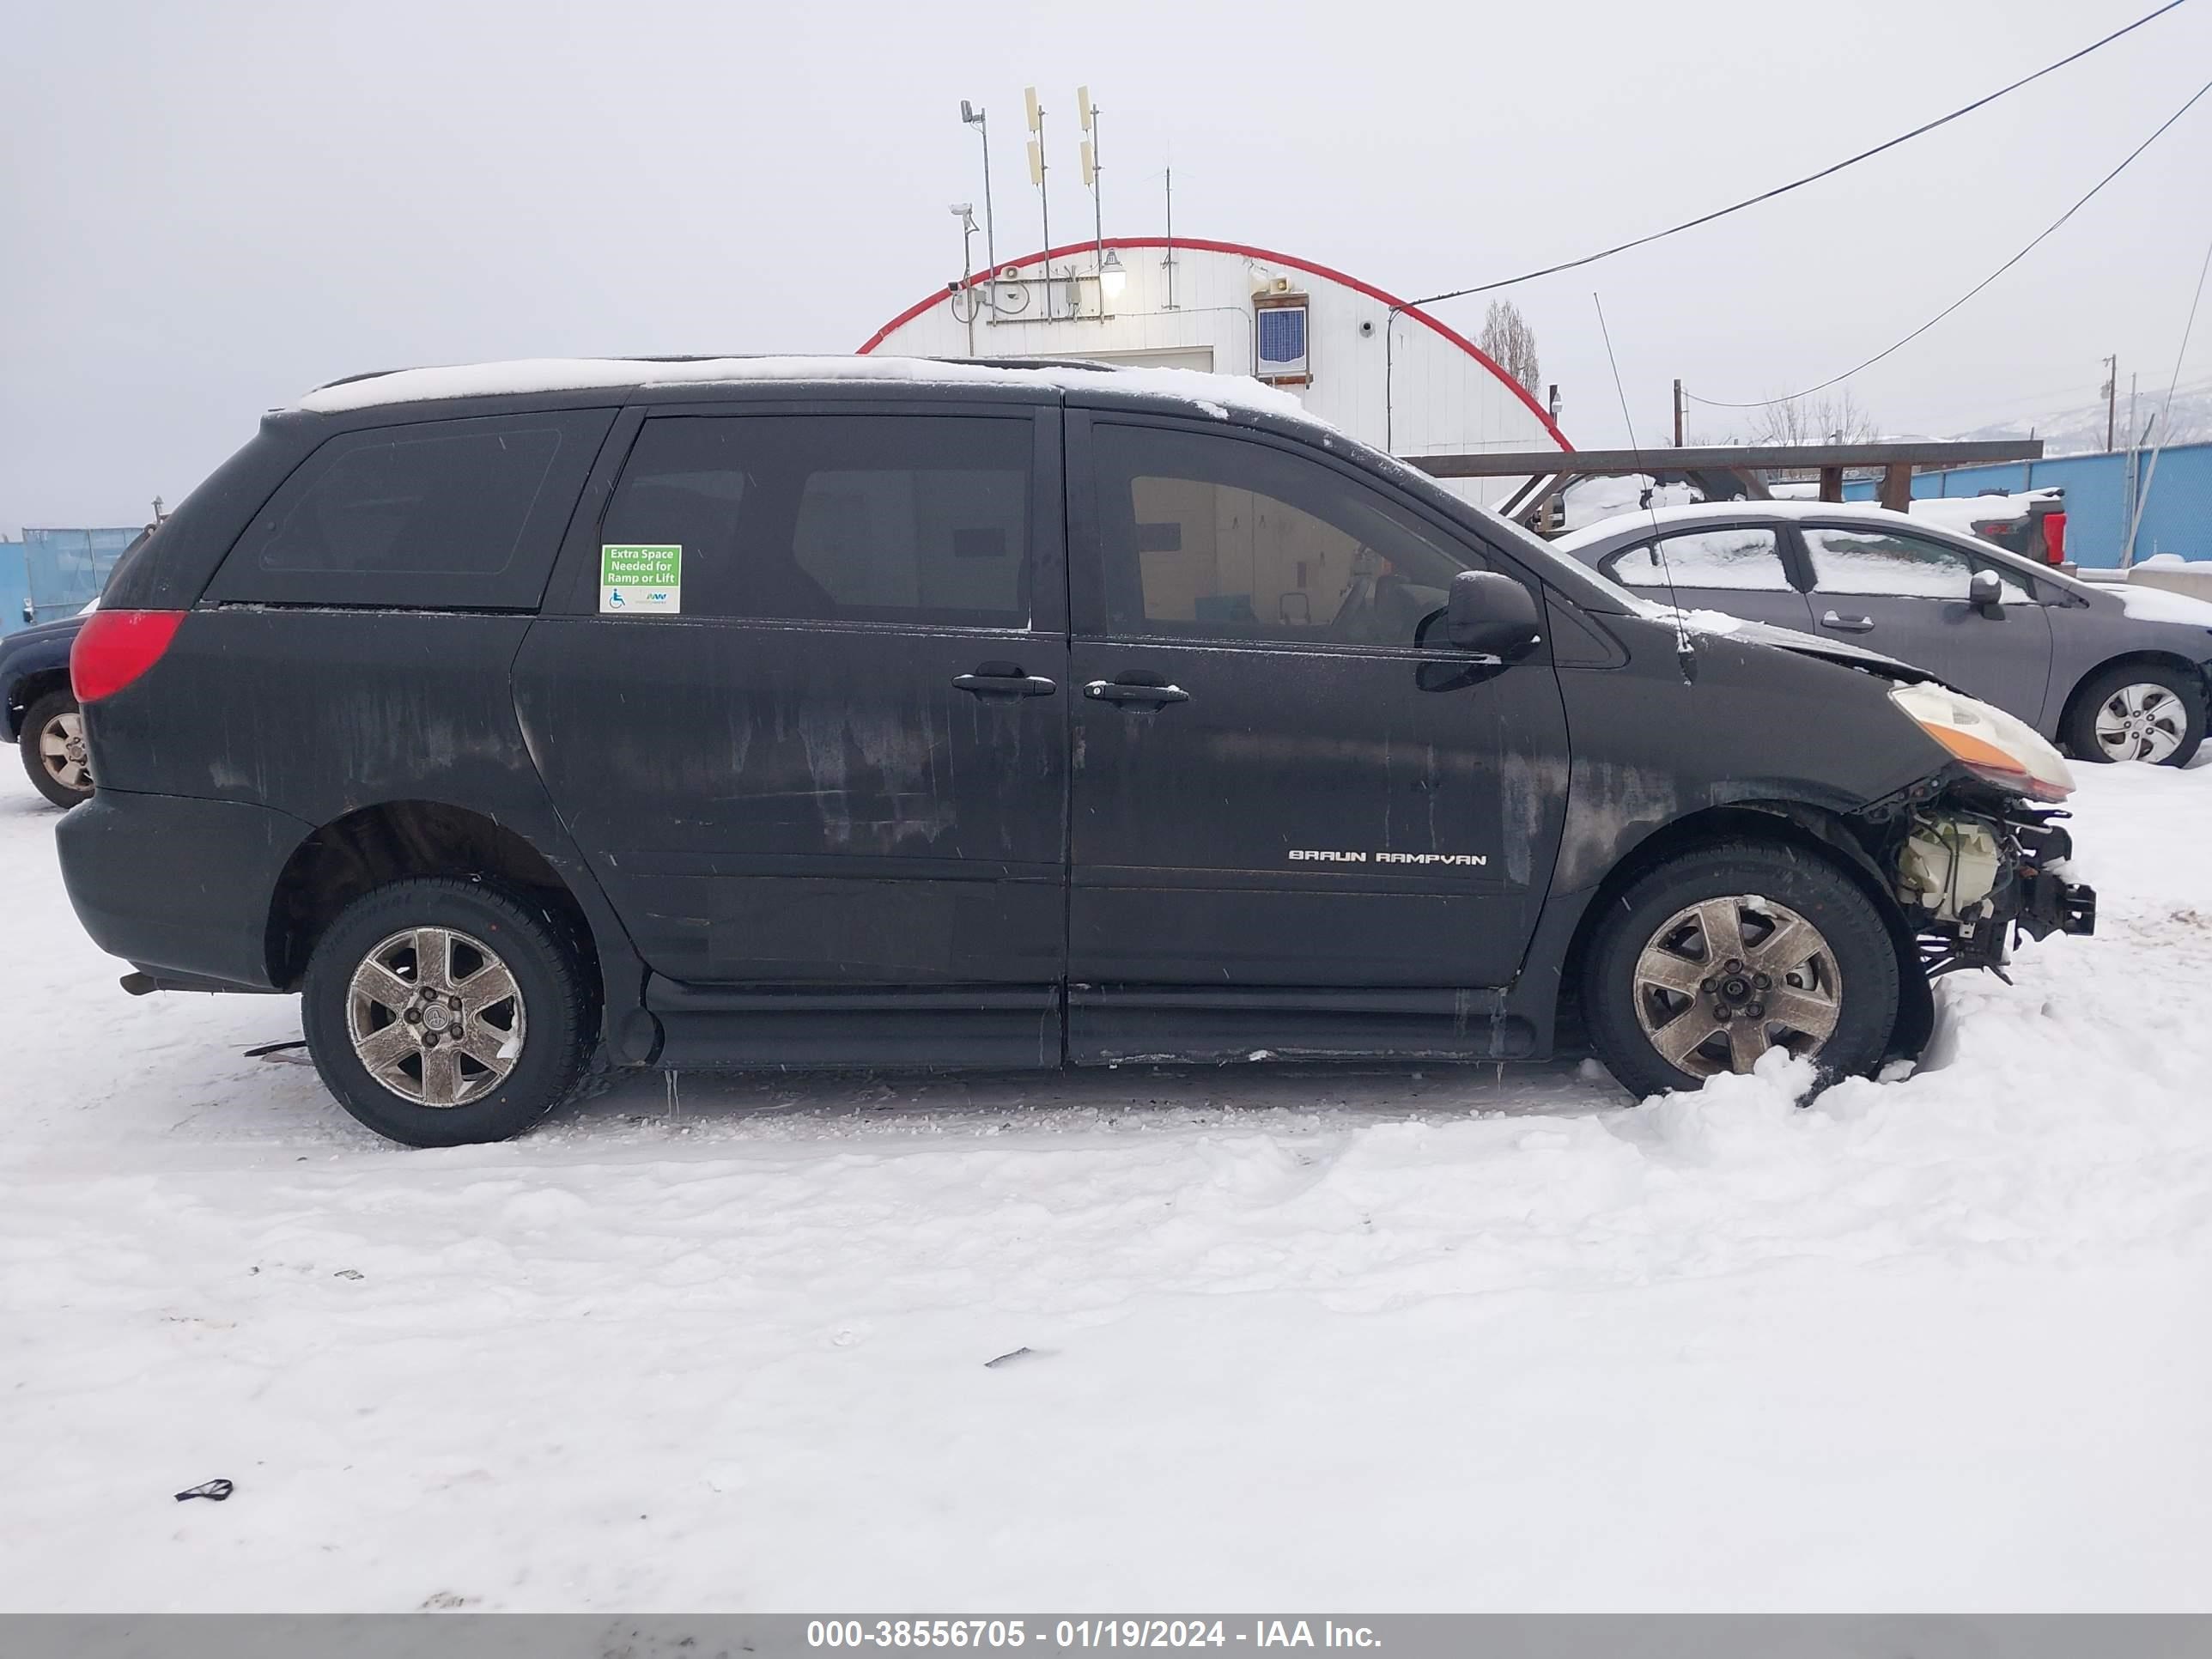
513 399 1069 1066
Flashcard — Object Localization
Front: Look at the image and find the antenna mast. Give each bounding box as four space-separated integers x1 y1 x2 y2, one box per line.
1079 86 1104 319
1164 161 1176 309
1024 87 1051 319
959 100 999 318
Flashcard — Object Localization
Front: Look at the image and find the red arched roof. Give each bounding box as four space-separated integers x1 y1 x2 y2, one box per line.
856 234 1571 452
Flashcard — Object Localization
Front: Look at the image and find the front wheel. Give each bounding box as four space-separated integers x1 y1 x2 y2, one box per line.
1581 841 1901 1099
2063 663 2203 767
301 878 592 1146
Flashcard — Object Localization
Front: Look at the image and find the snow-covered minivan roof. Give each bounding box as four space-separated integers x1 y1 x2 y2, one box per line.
293 354 1320 423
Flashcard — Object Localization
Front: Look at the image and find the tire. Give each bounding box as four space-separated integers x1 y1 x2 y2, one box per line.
301 877 592 1146
2062 662 2203 768
1581 840 1901 1100
19 689 94 809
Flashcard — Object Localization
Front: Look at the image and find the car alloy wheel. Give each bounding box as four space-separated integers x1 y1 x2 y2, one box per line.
2091 681 2187 763
39 708 91 794
346 926 527 1107
1630 895 1843 1078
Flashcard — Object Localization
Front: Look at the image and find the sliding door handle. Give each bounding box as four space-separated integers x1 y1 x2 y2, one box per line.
1084 679 1190 708
953 664 1057 697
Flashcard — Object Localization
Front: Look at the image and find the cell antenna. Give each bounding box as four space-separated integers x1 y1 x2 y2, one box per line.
1025 86 1051 318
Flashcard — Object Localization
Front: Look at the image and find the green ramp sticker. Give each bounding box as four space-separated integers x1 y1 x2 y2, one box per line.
600 544 682 614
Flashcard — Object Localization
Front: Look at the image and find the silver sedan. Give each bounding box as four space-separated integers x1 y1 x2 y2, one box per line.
1555 500 2212 766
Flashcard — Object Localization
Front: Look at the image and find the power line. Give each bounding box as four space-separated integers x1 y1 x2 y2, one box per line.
1686 74 2212 410
1403 0 2195 310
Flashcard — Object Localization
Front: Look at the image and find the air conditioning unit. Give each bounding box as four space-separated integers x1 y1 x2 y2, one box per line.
1254 295 1309 384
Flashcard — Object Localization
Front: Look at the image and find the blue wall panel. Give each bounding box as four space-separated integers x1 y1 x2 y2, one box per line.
0 542 27 636
1844 441 2212 568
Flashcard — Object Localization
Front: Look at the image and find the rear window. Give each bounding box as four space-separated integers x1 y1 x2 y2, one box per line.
597 414 1034 625
206 410 612 609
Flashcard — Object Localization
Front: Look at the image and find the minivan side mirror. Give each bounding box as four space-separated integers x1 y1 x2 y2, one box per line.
1968 568 2004 613
1445 570 1543 658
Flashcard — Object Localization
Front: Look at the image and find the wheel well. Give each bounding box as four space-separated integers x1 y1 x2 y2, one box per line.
2057 651 2209 737
265 800 596 994
7 668 70 738
1552 802 1932 1060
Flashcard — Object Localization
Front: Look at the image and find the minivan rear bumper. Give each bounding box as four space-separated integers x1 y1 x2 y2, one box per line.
58 789 310 992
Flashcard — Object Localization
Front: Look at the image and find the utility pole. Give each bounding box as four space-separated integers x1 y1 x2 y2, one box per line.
1673 379 1685 447
2102 355 2118 452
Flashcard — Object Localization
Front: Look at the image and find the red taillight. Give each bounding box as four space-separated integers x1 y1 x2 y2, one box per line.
2041 511 2068 565
71 610 186 702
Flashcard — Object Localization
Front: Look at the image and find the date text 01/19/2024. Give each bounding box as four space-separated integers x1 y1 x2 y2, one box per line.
805 1621 1382 1650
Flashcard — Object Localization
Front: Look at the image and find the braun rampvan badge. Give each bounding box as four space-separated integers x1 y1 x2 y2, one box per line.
600 544 682 614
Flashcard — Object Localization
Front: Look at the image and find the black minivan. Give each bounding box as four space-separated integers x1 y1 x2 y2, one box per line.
58 359 2095 1145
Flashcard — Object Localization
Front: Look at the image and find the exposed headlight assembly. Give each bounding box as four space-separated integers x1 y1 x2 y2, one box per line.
1889 683 2075 802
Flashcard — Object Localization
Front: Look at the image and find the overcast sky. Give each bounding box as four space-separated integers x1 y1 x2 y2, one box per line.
3 0 2209 532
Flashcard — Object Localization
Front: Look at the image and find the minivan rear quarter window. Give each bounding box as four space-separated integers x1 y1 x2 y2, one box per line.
206 410 613 610
599 415 1033 626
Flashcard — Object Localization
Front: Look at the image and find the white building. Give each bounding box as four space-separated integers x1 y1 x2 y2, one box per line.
859 236 1573 473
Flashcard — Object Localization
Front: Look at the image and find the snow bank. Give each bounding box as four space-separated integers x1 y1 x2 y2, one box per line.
295 356 1319 426
3 760 2210 1610
1555 473 1698 531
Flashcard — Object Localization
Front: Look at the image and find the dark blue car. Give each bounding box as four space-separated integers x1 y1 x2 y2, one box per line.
3 611 92 807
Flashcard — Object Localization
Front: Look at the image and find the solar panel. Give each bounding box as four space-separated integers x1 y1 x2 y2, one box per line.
1256 306 1307 367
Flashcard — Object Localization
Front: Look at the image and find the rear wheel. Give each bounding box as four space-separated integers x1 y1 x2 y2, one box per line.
301 878 592 1146
1582 841 1900 1099
19 689 94 809
2063 663 2203 767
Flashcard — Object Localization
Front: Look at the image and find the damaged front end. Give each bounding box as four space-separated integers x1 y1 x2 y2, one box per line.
1853 682 2098 981
1887 793 2096 979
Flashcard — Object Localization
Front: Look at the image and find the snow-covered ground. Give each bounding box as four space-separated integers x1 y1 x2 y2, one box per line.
3 758 2210 1612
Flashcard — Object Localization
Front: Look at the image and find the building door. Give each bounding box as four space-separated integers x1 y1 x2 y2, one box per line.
1081 348 1218 373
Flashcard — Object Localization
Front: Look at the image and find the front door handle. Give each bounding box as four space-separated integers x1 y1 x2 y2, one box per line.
1084 678 1191 708
1820 611 1876 633
953 662 1057 697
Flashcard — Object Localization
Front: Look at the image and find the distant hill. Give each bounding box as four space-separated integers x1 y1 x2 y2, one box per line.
1954 375 2212 456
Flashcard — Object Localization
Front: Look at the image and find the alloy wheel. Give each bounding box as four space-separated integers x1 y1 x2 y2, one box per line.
346 927 526 1107
38 709 91 794
1632 895 1843 1079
